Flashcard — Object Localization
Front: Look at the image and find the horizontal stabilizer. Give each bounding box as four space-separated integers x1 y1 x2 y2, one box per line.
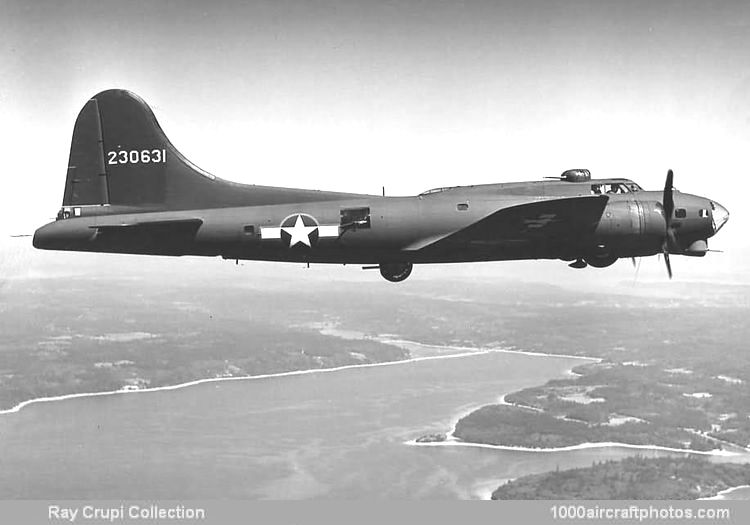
91 219 203 255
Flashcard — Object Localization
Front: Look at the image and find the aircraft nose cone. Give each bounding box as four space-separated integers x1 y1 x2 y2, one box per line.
711 201 729 235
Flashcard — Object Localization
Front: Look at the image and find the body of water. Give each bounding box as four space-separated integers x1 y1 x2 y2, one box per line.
0 349 746 499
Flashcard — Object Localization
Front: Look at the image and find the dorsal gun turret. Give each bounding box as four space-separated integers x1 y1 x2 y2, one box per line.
559 169 591 182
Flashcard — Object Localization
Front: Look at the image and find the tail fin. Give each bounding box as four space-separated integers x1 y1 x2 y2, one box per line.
62 89 362 212
63 89 248 211
66 90 190 208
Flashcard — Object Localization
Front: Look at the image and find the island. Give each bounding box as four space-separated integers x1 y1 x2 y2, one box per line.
415 433 448 443
413 358 750 453
449 360 745 452
492 456 750 500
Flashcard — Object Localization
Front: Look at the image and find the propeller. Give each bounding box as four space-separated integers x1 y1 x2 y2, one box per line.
661 169 675 279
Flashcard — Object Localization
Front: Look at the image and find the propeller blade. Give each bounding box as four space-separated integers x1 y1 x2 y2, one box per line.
661 169 675 279
632 256 642 284
663 169 674 228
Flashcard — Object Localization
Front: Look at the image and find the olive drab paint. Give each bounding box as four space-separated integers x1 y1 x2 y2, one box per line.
35 90 729 282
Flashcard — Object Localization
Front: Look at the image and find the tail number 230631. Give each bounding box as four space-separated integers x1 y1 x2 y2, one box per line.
107 149 167 165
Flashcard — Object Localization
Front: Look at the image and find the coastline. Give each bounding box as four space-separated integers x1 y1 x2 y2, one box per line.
383 338 602 363
0 342 587 416
406 436 741 457
0 348 486 415
699 484 750 500
473 478 513 501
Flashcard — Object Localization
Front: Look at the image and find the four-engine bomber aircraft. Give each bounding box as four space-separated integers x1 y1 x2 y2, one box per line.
33 90 729 282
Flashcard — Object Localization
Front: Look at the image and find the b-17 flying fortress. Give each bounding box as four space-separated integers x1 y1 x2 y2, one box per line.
33 90 729 281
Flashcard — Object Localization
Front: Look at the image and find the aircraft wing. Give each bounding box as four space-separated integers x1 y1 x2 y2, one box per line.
407 195 608 253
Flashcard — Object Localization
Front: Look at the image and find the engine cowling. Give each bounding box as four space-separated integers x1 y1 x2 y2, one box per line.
379 262 413 282
594 200 665 238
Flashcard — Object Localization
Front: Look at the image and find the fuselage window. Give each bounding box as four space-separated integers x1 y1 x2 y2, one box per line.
675 208 687 219
340 207 371 230
243 225 255 235
456 203 469 211
698 209 709 218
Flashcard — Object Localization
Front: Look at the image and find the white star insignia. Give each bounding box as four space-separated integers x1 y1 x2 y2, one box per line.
283 215 317 247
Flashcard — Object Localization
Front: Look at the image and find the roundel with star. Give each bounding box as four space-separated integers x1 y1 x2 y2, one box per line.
280 213 320 248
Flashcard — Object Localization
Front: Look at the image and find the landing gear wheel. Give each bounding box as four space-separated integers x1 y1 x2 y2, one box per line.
584 254 619 268
379 262 413 282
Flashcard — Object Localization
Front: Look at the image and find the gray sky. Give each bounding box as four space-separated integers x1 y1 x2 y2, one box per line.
1 0 749 286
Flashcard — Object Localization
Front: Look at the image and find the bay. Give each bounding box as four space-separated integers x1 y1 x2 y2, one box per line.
0 350 743 499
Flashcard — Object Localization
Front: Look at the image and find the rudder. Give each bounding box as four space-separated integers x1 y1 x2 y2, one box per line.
63 96 110 206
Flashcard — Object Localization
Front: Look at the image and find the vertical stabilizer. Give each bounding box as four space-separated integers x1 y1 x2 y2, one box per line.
58 89 366 213
61 89 209 210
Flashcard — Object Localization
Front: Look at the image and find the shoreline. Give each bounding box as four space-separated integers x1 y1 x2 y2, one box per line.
473 478 513 501
0 343 587 416
700 484 750 500
479 478 750 502
382 339 601 363
406 436 742 457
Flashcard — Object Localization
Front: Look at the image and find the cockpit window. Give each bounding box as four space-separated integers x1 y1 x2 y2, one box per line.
591 183 632 195
699 209 709 218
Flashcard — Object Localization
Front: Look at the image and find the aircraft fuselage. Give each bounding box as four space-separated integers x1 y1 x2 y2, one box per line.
34 181 721 265
32 90 729 282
